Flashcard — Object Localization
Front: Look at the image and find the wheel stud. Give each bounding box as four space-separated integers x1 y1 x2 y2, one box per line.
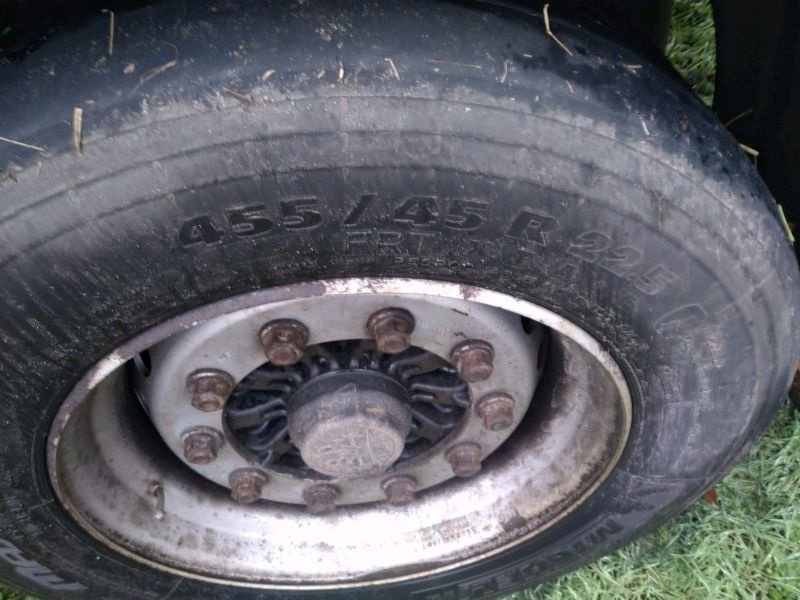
382 475 417 506
451 340 494 383
229 469 268 504
367 307 415 354
445 442 482 478
259 319 309 366
476 392 515 431
186 369 234 412
181 427 224 465
303 484 340 515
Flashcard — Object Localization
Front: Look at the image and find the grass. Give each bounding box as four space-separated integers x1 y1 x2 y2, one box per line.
0 592 33 600
666 0 716 106
4 2 798 600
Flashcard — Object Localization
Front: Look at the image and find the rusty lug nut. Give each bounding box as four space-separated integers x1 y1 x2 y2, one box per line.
303 484 340 515
181 427 224 465
445 442 482 478
229 469 268 504
367 307 416 354
382 475 417 507
186 369 235 412
476 392 516 431
259 319 309 366
451 340 494 383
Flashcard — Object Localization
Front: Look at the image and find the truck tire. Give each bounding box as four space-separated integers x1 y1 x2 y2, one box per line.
0 1 797 598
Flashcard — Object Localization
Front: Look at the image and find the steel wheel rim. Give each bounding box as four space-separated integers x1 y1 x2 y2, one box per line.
48 278 632 588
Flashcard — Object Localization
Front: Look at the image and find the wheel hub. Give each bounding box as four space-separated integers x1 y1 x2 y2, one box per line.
288 371 413 478
224 340 471 480
132 292 543 508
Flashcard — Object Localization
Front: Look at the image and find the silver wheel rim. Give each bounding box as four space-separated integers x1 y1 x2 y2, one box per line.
48 278 632 588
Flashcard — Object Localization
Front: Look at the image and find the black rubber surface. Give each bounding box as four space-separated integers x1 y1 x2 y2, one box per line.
0 1 798 598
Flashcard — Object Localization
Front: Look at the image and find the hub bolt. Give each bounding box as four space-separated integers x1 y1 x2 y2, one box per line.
181 427 224 465
445 442 482 478
367 307 416 354
186 369 235 412
451 340 494 383
382 475 417 506
259 319 309 366
476 392 516 431
303 484 340 515
229 469 268 504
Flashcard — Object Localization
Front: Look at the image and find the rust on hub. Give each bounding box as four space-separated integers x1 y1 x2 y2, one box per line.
181 427 224 465
450 340 494 383
476 392 515 431
445 442 482 478
303 484 340 515
259 319 309 366
186 369 235 412
367 307 415 354
229 469 268 504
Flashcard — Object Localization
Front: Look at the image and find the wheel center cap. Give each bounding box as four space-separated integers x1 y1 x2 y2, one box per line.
287 372 413 479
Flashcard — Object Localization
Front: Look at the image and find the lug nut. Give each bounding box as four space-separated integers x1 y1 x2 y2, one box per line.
367 307 416 354
476 392 516 431
303 484 340 515
259 319 309 366
186 369 235 412
181 427 224 465
451 340 494 383
382 475 417 506
445 442 482 478
229 469 268 504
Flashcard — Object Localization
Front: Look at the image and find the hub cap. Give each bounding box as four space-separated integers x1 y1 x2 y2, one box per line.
287 370 413 478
